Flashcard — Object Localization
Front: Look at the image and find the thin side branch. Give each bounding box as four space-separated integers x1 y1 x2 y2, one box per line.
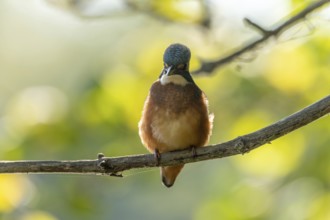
193 0 330 74
0 95 329 175
244 18 273 36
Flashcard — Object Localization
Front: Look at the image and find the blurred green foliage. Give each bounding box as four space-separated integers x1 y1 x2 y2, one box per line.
0 0 329 220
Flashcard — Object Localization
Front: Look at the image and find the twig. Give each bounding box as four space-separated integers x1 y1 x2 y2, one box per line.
0 95 329 175
244 18 274 36
125 0 212 29
193 0 330 74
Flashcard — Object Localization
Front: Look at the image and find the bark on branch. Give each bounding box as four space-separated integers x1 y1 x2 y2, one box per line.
193 0 330 74
0 95 329 176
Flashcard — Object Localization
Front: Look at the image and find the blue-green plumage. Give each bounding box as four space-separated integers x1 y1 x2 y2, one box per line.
163 44 191 67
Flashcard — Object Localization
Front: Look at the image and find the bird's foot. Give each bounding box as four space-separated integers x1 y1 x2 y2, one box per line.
190 145 197 158
154 149 161 166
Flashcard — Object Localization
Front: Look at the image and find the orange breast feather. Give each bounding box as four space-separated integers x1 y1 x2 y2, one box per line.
139 81 212 153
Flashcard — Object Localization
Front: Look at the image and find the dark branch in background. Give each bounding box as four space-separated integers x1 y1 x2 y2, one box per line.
0 95 329 176
124 0 212 29
46 0 212 28
193 0 330 74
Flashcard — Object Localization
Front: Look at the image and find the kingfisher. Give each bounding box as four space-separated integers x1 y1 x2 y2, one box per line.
138 43 213 188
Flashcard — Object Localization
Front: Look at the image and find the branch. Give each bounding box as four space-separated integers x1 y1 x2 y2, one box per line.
193 0 330 74
0 95 329 175
125 0 212 29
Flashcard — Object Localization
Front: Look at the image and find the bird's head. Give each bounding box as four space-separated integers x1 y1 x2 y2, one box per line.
160 43 194 85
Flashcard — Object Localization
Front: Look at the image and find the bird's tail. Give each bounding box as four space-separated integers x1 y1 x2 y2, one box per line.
161 165 184 188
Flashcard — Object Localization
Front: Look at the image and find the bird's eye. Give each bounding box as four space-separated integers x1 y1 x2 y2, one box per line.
177 64 186 70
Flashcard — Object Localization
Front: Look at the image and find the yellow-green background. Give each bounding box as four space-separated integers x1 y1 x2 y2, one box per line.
0 0 329 219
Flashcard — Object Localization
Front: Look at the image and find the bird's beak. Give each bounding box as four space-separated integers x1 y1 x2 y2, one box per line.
164 66 174 76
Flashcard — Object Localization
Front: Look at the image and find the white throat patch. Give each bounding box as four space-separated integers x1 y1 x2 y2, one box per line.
160 74 188 86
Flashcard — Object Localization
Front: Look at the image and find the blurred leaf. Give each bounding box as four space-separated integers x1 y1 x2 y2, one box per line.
270 177 324 220
195 181 272 219
235 132 305 178
265 46 316 93
150 0 205 23
290 0 312 7
20 211 58 220
309 193 330 220
0 175 31 212
230 111 305 178
5 86 68 135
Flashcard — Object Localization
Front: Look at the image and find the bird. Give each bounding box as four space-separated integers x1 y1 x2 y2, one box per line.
138 43 213 188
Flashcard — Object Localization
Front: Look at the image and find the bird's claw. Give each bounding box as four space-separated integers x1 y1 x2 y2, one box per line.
190 145 197 158
154 149 161 166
